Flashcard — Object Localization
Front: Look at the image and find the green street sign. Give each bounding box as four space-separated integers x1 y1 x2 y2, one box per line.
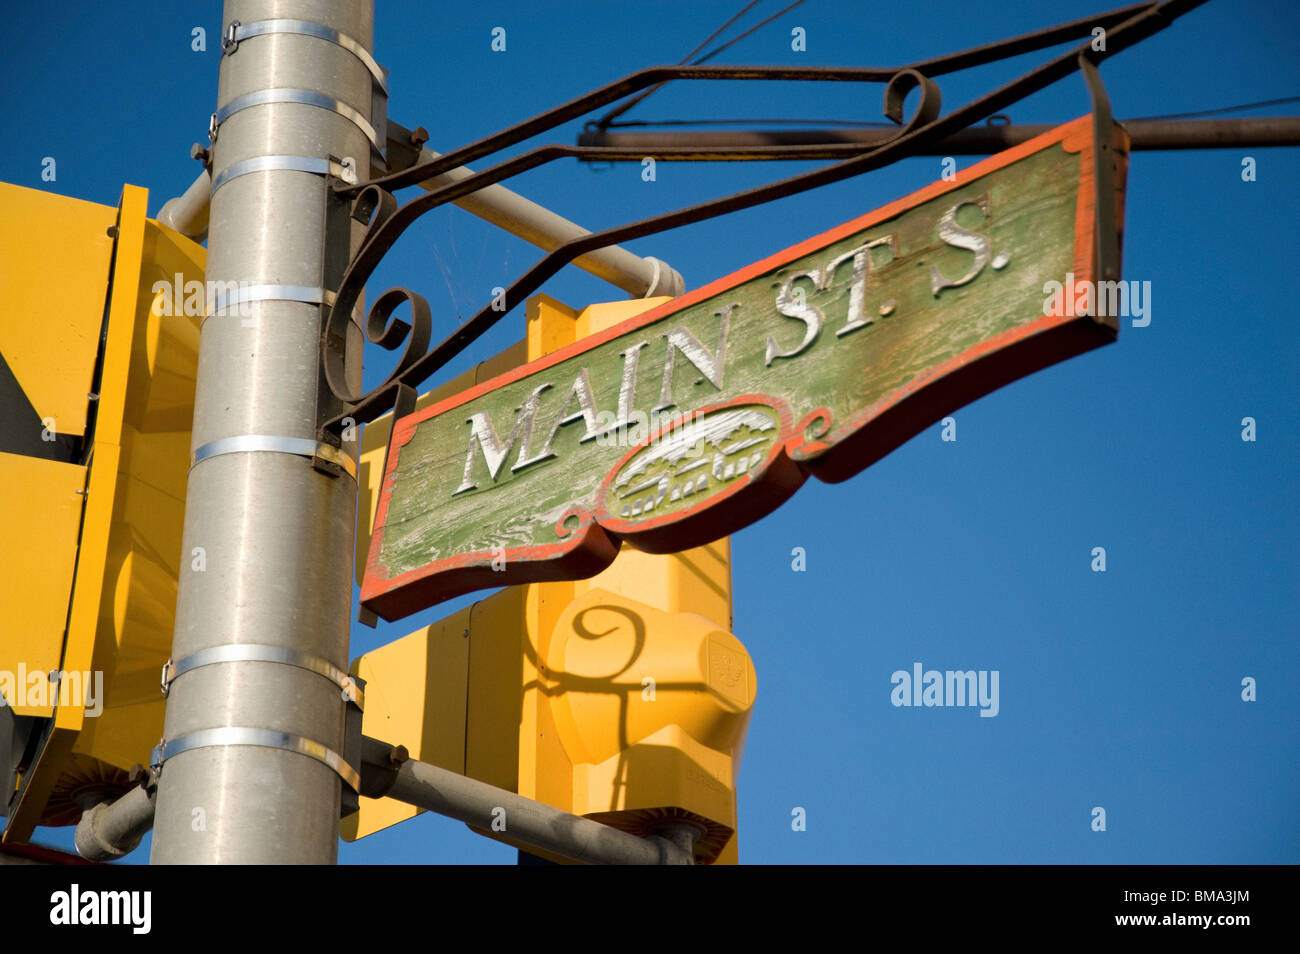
363 116 1128 621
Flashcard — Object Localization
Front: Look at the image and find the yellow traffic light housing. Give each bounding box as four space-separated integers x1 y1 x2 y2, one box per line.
345 294 756 863
345 543 754 864
0 181 202 840
547 582 752 848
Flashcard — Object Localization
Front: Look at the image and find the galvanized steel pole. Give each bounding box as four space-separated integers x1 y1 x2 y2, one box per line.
150 0 372 863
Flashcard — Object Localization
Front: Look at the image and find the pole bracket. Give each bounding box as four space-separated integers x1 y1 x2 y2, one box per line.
201 282 337 325
210 154 357 196
189 434 357 481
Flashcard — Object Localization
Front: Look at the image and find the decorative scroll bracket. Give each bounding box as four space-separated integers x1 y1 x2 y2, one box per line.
308 1 1189 453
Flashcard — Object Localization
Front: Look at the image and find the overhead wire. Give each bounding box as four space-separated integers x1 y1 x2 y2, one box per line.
595 0 809 129
596 0 762 128
1127 94 1300 121
691 0 809 65
600 7 1296 137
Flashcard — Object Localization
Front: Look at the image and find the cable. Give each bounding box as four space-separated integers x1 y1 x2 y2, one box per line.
597 1 762 128
1129 94 1300 122
692 0 809 65
595 0 809 130
684 0 763 63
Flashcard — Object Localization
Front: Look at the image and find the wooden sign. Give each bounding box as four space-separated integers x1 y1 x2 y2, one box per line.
363 115 1127 621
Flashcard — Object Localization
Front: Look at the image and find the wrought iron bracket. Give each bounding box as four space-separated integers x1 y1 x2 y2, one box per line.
312 0 1203 439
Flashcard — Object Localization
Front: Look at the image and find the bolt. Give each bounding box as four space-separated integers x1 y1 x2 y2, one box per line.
190 142 210 163
409 126 429 148
388 744 409 766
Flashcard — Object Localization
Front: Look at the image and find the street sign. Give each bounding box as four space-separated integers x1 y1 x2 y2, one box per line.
362 115 1128 621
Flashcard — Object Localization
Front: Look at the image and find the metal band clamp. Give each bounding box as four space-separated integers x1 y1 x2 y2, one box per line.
190 434 357 481
222 18 388 94
161 643 363 708
203 283 337 319
150 728 360 792
211 88 381 151
210 154 357 195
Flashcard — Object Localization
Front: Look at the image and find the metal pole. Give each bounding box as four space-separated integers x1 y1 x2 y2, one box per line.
387 125 683 298
75 782 156 861
150 0 372 863
156 159 210 240
360 740 692 865
575 116 1300 156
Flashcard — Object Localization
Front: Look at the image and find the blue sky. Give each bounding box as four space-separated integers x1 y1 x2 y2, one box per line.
4 0 1296 864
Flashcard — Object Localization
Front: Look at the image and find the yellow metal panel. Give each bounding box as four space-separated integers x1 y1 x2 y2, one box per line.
84 218 203 712
58 186 150 737
0 453 87 716
341 605 473 841
577 539 732 631
519 580 576 810
526 294 577 359
5 186 207 841
7 190 150 837
0 182 117 436
71 699 160 774
67 217 204 774
464 586 529 793
576 725 737 822
573 296 672 341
